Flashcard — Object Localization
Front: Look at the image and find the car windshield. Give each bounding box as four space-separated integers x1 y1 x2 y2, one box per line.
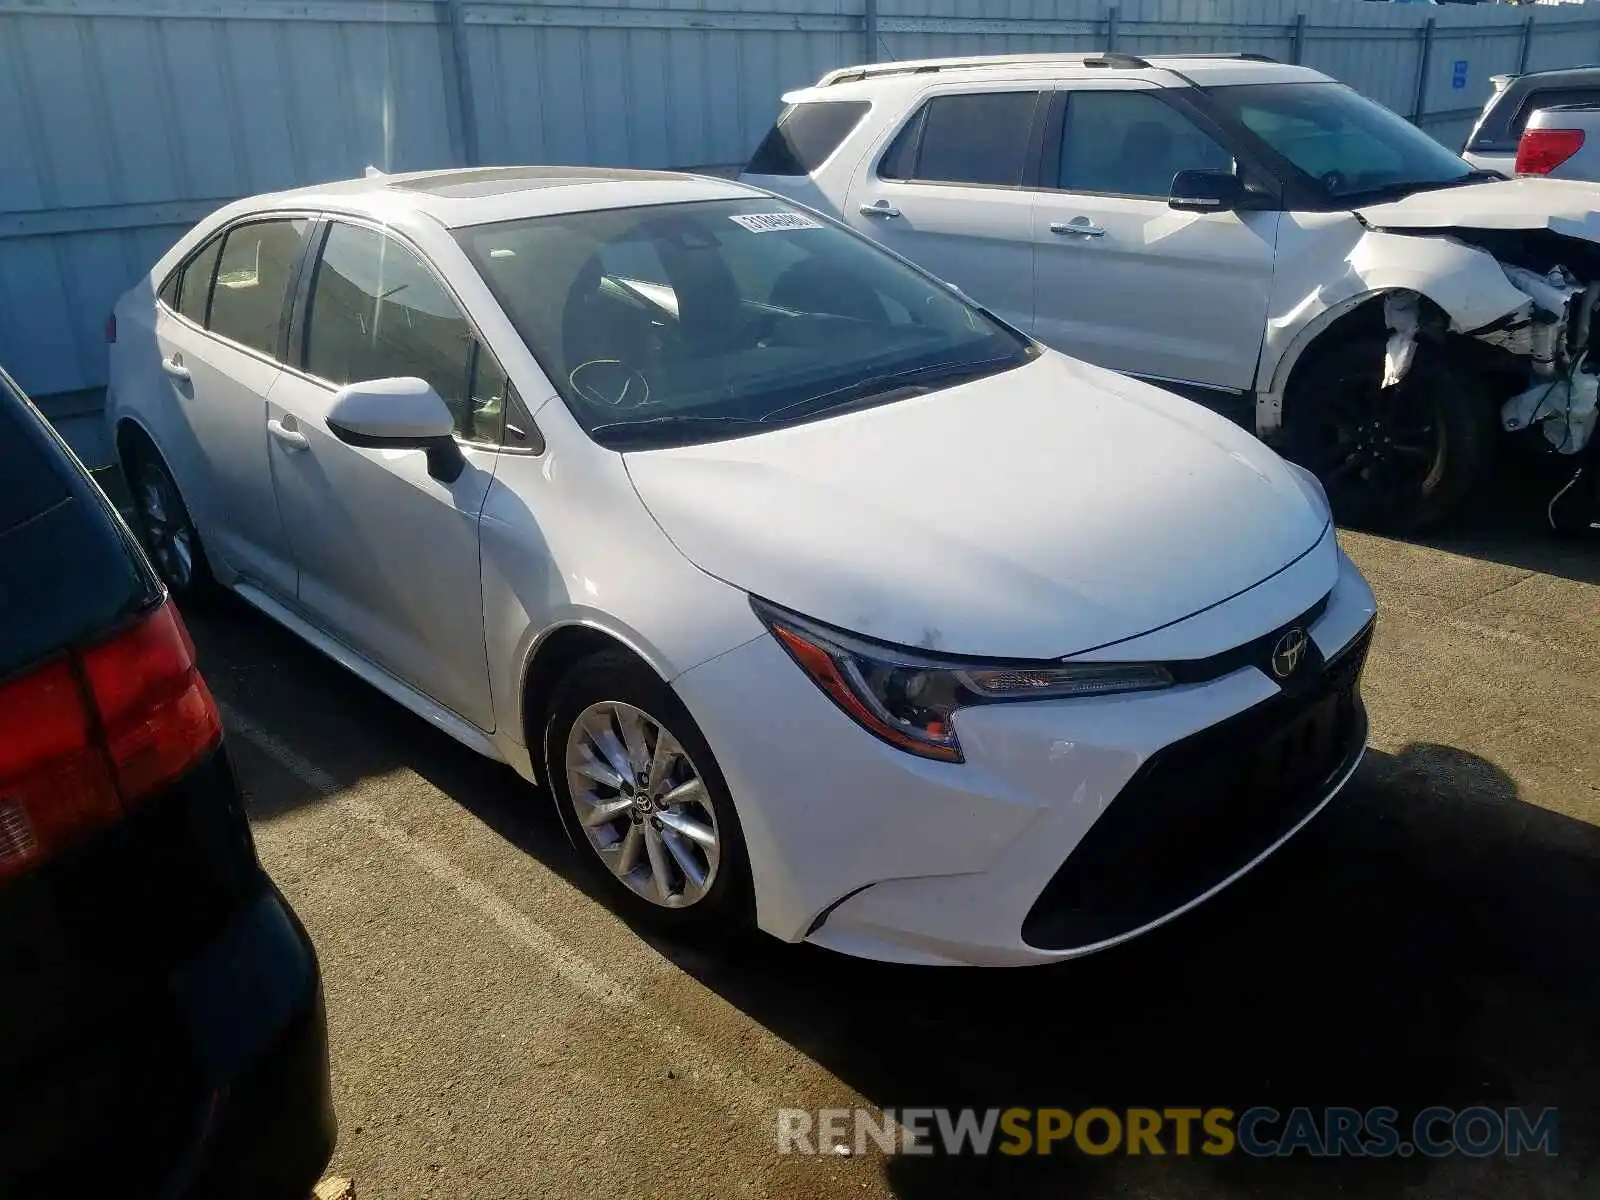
1206 81 1482 201
456 198 1033 449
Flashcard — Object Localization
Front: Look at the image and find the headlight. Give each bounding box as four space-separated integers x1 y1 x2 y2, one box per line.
753 600 1173 763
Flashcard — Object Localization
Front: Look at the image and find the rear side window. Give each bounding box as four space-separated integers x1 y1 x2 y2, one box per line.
878 92 1038 187
177 236 222 326
303 222 478 434
207 219 308 356
746 101 871 176
1513 87 1600 137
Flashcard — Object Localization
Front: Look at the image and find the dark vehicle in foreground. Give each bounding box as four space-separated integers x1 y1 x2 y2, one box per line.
0 366 334 1197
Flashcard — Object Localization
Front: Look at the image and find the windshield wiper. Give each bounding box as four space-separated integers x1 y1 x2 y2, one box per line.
1342 170 1499 205
761 355 1018 425
588 413 768 441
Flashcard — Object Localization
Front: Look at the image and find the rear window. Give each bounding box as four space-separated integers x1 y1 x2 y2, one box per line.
746 101 870 176
0 376 154 680
879 92 1038 186
1513 87 1600 137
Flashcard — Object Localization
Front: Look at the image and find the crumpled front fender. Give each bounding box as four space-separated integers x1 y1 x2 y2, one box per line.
1257 226 1533 431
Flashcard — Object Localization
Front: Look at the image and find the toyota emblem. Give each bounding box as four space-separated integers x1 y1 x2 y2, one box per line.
1270 629 1309 680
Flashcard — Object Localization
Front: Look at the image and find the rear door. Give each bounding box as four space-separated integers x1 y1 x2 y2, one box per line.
1030 84 1279 393
842 88 1044 332
150 217 310 598
265 218 501 730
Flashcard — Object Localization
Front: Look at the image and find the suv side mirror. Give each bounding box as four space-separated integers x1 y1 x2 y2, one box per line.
326 377 465 483
1168 169 1250 214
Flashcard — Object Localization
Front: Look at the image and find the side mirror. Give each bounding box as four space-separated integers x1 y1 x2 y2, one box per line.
325 377 464 483
1168 169 1250 214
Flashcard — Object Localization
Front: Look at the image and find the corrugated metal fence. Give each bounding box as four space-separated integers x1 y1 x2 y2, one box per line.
5 0 1600 397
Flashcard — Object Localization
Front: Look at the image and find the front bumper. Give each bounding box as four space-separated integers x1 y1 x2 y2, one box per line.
672 542 1377 967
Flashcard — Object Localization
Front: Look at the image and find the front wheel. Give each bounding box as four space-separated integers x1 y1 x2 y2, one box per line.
1281 334 1495 533
543 651 754 936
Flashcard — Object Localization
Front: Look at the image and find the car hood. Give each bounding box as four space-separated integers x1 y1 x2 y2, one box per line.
623 352 1329 660
1357 177 1600 241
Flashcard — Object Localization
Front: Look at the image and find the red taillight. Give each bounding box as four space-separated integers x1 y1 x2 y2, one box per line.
0 602 221 880
105 313 117 344
1516 128 1585 176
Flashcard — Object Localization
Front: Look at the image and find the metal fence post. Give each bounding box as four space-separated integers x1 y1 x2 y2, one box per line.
1518 14 1534 75
445 0 480 166
1291 13 1306 66
1106 5 1119 52
1411 16 1435 126
864 0 878 64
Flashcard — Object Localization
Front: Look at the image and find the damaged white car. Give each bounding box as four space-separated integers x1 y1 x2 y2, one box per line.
742 52 1600 530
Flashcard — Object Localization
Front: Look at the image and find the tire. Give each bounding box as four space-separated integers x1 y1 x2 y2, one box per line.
543 650 754 937
1281 333 1496 534
123 441 215 601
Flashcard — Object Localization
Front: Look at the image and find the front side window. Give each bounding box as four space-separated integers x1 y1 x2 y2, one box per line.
457 197 1034 449
1207 81 1478 202
304 223 487 438
745 101 871 176
1059 91 1235 198
177 236 223 326
880 92 1039 186
206 219 308 356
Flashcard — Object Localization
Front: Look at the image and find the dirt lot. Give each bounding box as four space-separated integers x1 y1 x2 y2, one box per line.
181 469 1599 1200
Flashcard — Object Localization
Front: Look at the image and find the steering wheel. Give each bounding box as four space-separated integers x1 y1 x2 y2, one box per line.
570 359 651 409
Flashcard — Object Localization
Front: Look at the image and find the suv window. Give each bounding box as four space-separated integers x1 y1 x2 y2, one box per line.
1513 87 1600 137
177 236 223 326
880 91 1038 186
1059 91 1234 198
304 222 498 441
746 101 870 176
207 219 308 356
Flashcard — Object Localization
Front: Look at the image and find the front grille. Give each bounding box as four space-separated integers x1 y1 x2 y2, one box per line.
1021 620 1374 951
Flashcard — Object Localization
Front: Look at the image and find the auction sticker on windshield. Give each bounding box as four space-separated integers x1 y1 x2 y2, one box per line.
730 211 822 233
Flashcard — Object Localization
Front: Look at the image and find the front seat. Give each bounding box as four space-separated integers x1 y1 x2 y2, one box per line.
1120 120 1177 197
768 257 888 324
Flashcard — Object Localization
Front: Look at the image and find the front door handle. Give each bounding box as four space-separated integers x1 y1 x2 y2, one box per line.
1049 219 1107 238
859 199 901 218
161 355 191 382
268 417 309 452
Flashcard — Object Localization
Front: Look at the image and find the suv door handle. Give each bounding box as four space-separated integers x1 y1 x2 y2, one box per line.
859 200 901 218
161 355 191 382
268 417 309 452
1049 219 1106 238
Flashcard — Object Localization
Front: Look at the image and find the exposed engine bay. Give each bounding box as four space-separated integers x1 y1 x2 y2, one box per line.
1380 227 1600 459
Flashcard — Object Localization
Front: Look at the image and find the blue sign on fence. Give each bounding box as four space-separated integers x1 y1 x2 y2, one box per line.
1452 60 1469 90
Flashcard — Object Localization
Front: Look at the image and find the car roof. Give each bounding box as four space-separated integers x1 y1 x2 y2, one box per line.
232 165 761 231
803 52 1329 94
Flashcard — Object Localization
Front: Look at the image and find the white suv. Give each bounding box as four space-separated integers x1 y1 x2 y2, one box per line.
744 52 1600 531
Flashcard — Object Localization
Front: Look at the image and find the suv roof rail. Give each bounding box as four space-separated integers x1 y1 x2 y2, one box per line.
1085 51 1279 68
818 50 1277 86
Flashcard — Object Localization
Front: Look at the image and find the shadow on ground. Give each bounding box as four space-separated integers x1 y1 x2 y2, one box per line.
183 569 1597 1200
1411 450 1599 586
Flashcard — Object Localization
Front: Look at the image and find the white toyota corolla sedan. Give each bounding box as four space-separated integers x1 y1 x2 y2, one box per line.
108 166 1376 966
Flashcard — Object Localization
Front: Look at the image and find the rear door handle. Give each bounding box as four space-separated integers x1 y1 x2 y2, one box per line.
859 200 901 218
161 355 190 382
268 417 309 452
1049 220 1107 238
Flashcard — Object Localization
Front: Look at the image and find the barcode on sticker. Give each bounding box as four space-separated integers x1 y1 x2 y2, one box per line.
729 211 822 233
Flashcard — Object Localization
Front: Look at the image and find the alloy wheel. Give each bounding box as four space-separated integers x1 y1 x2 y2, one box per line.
564 701 721 908
136 462 195 590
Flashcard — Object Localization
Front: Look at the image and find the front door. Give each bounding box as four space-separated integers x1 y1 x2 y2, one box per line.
844 87 1043 332
266 220 501 730
1031 86 1280 392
